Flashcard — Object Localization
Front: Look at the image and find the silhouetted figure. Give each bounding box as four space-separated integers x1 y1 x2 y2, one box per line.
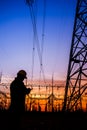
8 70 32 129
9 70 32 113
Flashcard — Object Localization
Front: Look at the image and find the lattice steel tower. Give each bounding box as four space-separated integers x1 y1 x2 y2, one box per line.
63 0 87 111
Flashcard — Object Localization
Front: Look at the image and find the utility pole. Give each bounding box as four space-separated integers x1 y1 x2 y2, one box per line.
63 0 87 111
52 74 54 112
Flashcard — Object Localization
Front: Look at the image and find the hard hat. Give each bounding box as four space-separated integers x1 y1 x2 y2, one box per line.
17 70 27 79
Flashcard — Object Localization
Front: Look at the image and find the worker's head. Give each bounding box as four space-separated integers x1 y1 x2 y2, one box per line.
17 70 27 79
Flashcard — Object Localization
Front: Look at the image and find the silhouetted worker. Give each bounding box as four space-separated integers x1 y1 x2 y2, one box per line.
9 70 32 113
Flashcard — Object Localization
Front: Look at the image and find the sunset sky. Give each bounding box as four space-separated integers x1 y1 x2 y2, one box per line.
0 0 77 82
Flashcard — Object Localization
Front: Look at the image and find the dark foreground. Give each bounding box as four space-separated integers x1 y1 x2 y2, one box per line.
0 110 87 130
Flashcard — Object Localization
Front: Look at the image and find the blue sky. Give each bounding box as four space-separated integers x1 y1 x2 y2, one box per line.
0 0 77 81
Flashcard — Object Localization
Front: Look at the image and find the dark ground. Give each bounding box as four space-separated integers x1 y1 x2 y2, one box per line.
0 110 87 130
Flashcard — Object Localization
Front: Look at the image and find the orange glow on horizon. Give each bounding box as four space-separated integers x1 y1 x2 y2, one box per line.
0 79 87 112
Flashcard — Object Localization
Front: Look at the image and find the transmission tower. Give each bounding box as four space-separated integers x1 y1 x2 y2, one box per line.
63 0 87 111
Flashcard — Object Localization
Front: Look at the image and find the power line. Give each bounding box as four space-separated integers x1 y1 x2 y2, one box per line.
26 0 46 84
